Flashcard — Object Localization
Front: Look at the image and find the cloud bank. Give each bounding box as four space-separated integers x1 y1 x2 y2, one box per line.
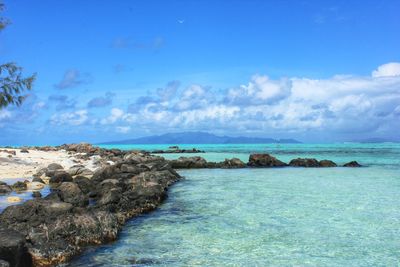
90 63 399 140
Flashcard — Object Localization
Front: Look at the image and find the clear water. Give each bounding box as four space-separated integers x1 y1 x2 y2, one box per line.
69 144 400 265
0 177 51 213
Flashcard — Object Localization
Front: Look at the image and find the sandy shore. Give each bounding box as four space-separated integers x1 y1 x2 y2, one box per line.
0 148 97 180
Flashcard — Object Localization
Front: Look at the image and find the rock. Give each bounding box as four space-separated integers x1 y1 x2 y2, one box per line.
48 163 64 170
73 176 94 194
49 172 73 184
343 161 362 167
0 184 12 195
11 181 27 192
0 145 182 267
55 182 88 207
98 188 122 206
220 158 246 168
32 191 42 198
289 158 319 167
248 154 287 167
67 165 93 177
7 197 22 203
169 156 208 168
19 148 29 153
0 228 32 267
319 160 337 167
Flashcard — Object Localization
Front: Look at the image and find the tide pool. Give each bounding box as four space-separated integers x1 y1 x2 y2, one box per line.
68 143 400 266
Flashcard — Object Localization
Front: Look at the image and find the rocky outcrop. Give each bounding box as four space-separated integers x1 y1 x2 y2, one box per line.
0 152 181 267
220 158 246 168
247 154 287 167
169 156 209 169
343 161 362 167
11 181 27 192
0 183 12 195
0 228 32 267
318 160 337 167
151 147 205 154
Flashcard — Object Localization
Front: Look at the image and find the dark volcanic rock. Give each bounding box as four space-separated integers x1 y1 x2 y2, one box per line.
169 156 208 169
318 160 337 167
0 149 181 266
20 148 29 153
248 154 287 167
11 181 27 192
55 182 88 207
220 158 246 168
0 184 12 195
343 161 362 167
32 191 42 198
0 228 32 267
289 158 320 167
73 176 94 194
49 172 73 184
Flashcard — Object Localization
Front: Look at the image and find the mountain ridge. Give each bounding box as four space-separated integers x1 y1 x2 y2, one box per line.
99 132 301 144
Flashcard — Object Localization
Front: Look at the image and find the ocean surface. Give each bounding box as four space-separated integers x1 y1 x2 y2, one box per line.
2 143 399 266
66 143 400 266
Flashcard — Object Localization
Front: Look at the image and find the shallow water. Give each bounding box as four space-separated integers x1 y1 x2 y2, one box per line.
71 144 400 266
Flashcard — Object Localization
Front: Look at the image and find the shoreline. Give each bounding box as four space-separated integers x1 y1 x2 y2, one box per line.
0 143 362 267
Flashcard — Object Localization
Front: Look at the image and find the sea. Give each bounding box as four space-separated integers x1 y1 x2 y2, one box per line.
68 143 400 266
2 143 400 266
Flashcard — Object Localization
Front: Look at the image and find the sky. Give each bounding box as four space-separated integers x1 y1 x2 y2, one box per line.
0 0 399 145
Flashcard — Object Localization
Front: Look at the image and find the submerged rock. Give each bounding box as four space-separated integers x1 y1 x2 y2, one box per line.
220 158 246 168
248 154 287 167
11 181 27 192
343 161 362 167
319 160 337 167
289 158 319 167
0 184 12 195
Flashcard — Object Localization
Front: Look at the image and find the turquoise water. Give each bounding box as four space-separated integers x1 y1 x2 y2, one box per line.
70 144 400 265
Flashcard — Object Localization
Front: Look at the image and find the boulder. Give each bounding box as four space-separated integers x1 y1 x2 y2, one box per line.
45 163 64 177
289 158 319 167
169 156 208 169
11 181 27 192
32 191 42 198
0 228 32 267
56 182 88 207
248 154 287 167
19 148 29 153
73 176 94 194
343 161 362 167
319 160 337 167
67 165 94 177
220 158 246 168
0 184 12 195
49 172 73 184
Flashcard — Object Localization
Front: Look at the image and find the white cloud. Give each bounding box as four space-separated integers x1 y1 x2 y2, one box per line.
50 110 88 126
372 62 400 78
116 126 131 133
0 110 11 120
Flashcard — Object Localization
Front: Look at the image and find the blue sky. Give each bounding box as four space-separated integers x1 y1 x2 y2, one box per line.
0 0 399 145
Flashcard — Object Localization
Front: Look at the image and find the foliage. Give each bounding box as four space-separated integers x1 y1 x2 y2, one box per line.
0 1 35 109
0 63 36 108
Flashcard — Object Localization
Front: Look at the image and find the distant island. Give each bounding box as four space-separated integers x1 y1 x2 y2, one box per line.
100 132 301 144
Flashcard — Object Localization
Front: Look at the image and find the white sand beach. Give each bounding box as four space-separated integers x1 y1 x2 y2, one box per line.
0 148 97 180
